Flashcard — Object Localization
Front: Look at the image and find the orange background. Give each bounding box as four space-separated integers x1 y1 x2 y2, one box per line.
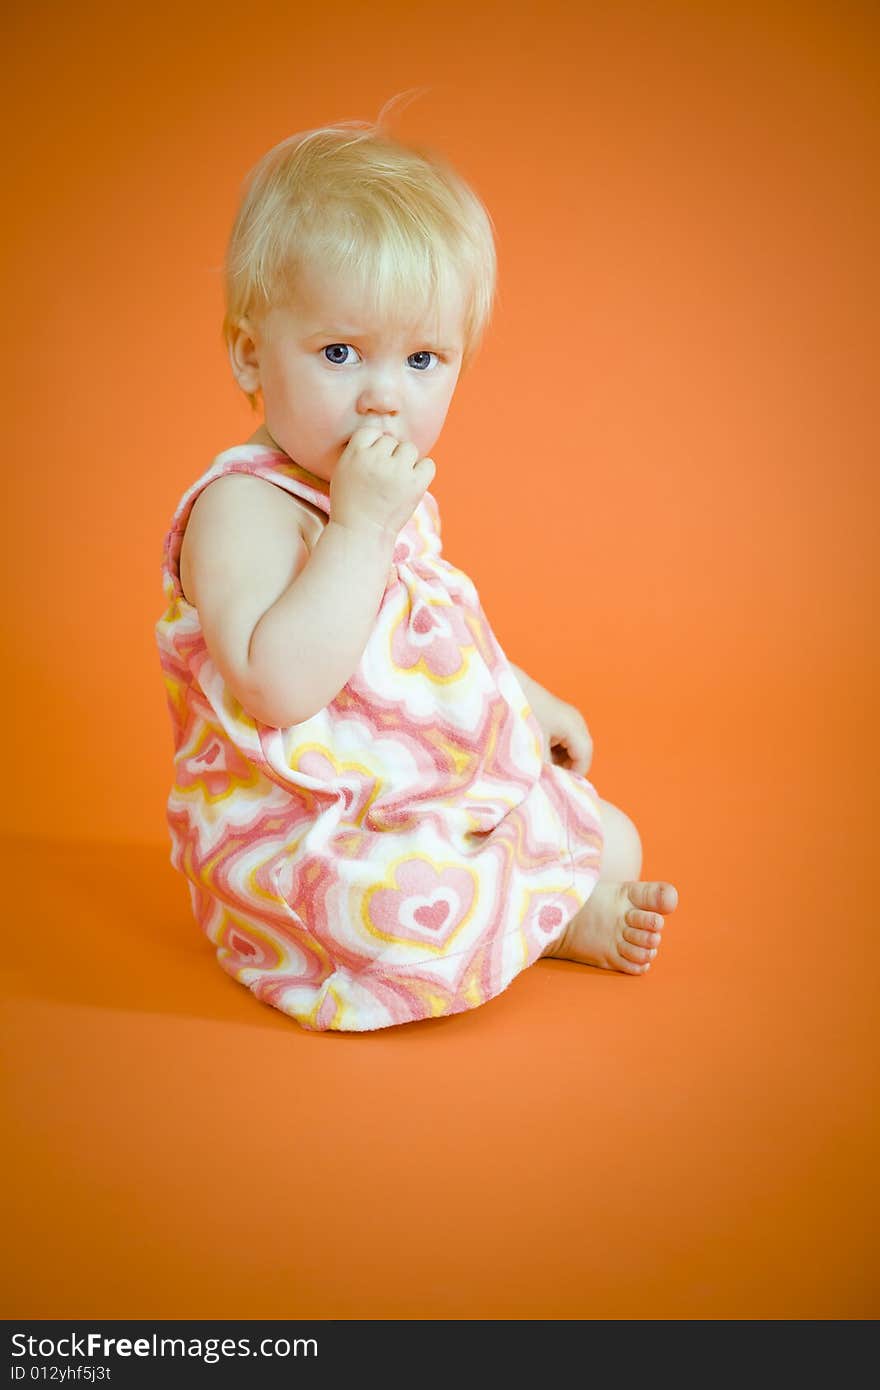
3 0 878 1319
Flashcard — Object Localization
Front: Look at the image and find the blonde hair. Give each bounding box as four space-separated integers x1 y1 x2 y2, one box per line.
222 91 498 410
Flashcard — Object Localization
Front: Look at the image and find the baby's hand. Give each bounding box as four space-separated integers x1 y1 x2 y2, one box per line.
330 426 435 543
527 684 594 777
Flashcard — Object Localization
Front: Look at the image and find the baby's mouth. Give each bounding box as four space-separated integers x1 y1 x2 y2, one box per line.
343 430 399 446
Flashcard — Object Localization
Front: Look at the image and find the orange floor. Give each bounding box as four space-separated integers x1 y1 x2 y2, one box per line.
3 704 877 1320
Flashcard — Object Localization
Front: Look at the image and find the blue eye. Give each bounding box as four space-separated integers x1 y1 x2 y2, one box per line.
408 351 439 371
323 344 357 365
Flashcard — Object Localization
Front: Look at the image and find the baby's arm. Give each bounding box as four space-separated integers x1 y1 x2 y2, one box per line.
181 473 395 727
508 662 545 708
508 661 594 775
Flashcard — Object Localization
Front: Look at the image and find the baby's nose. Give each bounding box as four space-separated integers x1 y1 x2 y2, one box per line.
357 375 402 416
355 403 397 422
358 408 399 433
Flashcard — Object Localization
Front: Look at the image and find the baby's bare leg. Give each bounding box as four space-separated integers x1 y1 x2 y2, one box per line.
542 798 679 972
595 799 642 883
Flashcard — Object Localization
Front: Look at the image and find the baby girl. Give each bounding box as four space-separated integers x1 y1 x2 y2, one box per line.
155 113 679 1032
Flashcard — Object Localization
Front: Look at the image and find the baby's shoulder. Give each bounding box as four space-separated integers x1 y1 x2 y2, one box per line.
184 471 284 537
188 469 322 536
179 470 313 607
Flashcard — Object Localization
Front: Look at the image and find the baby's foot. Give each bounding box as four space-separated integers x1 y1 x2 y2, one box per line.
542 880 679 974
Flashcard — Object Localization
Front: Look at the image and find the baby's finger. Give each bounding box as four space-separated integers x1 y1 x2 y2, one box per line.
552 743 590 777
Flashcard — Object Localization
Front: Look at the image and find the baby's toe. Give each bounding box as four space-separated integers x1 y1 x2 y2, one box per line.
623 923 661 950
616 954 651 975
625 909 663 940
629 881 678 915
661 884 679 912
618 939 656 966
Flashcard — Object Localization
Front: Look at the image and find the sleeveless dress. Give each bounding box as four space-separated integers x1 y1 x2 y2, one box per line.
155 444 604 1032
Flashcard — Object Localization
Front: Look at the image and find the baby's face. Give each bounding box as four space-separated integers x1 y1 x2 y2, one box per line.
240 261 467 481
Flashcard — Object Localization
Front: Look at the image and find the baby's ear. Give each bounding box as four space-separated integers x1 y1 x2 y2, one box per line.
229 319 260 393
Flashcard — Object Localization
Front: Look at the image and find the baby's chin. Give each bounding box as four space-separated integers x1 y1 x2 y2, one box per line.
271 446 334 485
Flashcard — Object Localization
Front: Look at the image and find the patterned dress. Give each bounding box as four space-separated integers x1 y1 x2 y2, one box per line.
155 444 604 1031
